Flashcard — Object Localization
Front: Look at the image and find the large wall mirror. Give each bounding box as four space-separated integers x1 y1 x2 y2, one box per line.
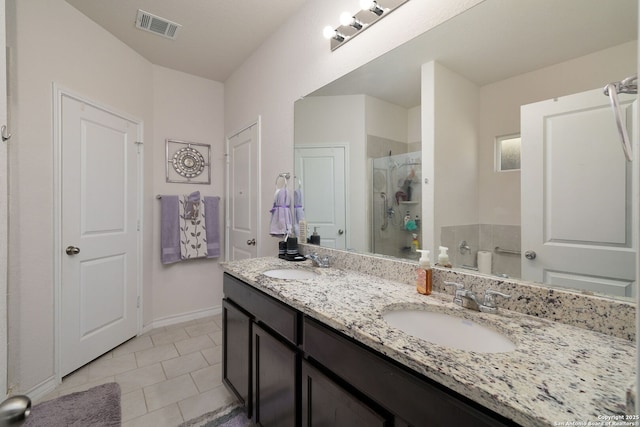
294 0 638 301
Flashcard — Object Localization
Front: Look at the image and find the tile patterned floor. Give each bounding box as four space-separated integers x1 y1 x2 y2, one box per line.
39 314 236 426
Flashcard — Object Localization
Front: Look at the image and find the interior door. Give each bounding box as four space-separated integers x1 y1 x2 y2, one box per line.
227 123 259 261
294 146 346 248
60 94 140 376
0 0 8 396
521 88 636 297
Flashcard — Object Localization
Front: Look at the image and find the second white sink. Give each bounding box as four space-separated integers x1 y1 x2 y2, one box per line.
263 269 318 280
383 309 516 353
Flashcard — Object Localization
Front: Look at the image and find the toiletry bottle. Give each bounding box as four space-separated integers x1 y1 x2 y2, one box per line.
309 227 321 245
438 246 452 268
403 211 411 228
411 234 419 253
299 219 307 243
415 249 432 295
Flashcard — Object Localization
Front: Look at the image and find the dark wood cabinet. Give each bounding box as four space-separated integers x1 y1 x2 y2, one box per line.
303 317 516 427
253 324 298 427
222 299 251 414
301 360 390 427
222 273 519 427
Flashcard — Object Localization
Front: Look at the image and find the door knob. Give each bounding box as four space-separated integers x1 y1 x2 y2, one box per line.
338 229 344 235
65 246 80 255
246 239 256 246
524 250 536 260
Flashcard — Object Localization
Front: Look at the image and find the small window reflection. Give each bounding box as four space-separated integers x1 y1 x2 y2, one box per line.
496 135 521 172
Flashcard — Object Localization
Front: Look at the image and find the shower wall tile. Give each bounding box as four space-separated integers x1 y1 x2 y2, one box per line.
441 224 521 279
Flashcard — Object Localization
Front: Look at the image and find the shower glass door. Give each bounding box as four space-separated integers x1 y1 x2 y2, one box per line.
371 151 422 259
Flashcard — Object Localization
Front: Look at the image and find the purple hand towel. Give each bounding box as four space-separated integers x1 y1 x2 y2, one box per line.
204 196 221 258
161 195 181 264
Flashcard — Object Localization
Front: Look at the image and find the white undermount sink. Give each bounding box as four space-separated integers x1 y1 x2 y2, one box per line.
262 269 318 280
383 309 516 353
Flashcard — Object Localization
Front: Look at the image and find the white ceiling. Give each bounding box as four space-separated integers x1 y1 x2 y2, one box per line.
65 0 307 82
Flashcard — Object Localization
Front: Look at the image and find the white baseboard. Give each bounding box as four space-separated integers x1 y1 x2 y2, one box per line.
23 375 58 403
141 305 223 335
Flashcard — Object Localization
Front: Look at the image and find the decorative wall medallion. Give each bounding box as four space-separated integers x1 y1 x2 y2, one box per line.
166 139 211 184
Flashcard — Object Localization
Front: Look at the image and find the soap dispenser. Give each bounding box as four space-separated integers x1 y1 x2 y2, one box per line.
438 246 452 268
416 249 432 295
309 227 321 245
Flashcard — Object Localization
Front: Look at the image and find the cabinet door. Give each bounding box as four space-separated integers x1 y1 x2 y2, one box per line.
222 299 252 413
253 323 297 427
302 360 390 427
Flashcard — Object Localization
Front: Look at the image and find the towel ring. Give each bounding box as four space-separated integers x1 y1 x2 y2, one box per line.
275 172 290 188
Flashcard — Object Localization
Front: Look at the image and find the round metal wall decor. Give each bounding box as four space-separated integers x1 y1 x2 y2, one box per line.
172 146 206 178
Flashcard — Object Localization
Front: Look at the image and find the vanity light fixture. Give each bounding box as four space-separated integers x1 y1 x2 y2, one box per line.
340 12 363 30
323 0 409 51
323 26 345 42
360 0 384 16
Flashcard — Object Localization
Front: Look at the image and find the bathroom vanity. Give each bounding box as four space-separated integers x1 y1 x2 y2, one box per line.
221 257 636 427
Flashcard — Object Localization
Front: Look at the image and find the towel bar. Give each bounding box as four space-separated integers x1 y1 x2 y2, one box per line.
494 246 521 256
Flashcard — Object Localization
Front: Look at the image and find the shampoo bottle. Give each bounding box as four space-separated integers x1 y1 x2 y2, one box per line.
411 234 419 253
416 249 432 295
438 246 452 268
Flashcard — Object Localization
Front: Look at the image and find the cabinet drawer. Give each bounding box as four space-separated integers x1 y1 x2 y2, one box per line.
304 317 516 427
224 273 299 345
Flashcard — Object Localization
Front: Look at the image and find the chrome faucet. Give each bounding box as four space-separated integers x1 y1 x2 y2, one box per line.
444 282 511 313
306 252 331 268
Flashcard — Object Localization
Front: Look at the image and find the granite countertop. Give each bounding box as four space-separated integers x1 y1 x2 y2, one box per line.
222 257 636 427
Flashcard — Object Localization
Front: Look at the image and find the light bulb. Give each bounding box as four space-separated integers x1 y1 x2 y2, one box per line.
360 0 383 16
323 26 336 40
359 0 375 10
340 12 354 27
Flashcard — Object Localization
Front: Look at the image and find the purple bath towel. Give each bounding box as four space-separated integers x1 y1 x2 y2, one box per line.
269 188 293 237
204 196 221 258
161 195 181 264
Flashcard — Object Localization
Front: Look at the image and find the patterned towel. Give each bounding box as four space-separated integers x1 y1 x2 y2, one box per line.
179 192 207 259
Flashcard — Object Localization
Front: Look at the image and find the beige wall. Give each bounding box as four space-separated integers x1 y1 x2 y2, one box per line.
7 0 225 395
151 65 225 324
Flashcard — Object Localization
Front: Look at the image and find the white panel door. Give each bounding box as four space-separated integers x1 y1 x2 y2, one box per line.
0 0 7 396
294 147 346 249
227 124 258 261
521 88 636 297
60 95 140 376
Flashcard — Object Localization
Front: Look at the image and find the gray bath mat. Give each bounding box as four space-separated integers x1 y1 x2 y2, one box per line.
181 403 251 427
24 382 121 427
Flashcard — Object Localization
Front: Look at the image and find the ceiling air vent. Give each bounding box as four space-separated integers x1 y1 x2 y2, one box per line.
135 9 181 40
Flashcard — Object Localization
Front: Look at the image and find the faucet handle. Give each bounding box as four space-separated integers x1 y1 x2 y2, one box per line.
443 281 464 291
443 281 465 305
481 289 511 313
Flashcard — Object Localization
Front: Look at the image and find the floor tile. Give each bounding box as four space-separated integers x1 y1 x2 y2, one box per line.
113 336 154 357
135 343 180 367
115 363 166 394
121 389 147 422
88 353 138 381
185 320 219 337
209 330 223 346
191 364 222 393
122 404 184 427
144 374 199 412
201 346 222 365
162 352 209 379
178 384 235 422
47 316 233 426
174 335 214 356
150 328 189 346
